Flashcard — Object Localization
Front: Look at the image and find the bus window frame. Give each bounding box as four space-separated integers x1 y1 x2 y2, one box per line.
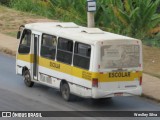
73 42 91 70
56 37 74 65
40 33 57 60
18 29 32 55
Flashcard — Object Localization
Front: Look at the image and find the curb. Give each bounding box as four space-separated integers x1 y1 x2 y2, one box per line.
0 47 16 56
141 94 160 103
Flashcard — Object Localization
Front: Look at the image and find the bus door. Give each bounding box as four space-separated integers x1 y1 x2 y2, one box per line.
32 32 41 80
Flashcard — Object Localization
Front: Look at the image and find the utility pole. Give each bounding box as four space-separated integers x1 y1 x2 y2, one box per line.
87 0 96 28
87 12 95 28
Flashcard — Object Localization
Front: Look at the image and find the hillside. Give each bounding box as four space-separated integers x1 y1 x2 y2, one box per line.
0 5 160 78
0 6 56 37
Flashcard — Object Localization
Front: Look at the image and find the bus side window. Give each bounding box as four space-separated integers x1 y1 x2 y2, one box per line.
18 29 31 54
57 38 73 64
73 42 91 70
41 34 57 60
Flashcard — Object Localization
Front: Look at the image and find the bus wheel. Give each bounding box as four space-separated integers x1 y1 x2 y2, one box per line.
60 82 72 101
24 70 34 87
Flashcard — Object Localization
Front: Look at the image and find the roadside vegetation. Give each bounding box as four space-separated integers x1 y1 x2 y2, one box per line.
1 0 159 47
0 1 160 78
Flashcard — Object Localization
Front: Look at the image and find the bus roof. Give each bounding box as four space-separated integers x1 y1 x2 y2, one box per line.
25 22 138 45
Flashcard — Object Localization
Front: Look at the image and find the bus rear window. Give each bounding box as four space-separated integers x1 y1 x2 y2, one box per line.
100 45 140 69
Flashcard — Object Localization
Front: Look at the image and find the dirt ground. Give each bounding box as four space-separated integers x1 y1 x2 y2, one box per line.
143 45 160 78
0 6 56 37
0 5 160 79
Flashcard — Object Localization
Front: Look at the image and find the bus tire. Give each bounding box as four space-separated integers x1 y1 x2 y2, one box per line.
24 70 34 87
60 82 73 101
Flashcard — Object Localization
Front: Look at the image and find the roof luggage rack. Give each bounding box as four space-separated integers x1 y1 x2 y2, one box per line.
56 22 79 28
81 28 104 34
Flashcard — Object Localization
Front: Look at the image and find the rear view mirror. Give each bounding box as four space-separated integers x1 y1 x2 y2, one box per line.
17 31 21 39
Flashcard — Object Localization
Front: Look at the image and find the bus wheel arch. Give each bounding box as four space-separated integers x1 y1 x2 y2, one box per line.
22 66 28 76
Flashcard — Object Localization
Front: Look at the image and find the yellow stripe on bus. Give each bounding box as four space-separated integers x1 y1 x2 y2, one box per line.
17 54 33 63
17 54 142 82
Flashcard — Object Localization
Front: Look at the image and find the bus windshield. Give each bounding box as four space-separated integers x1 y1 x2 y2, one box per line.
100 44 140 69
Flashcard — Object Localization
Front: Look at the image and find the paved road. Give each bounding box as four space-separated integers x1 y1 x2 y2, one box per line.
0 53 159 120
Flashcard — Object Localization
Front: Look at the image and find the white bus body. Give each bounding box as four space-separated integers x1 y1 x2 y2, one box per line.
16 22 143 101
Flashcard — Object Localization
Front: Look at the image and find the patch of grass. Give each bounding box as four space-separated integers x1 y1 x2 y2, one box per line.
10 0 54 18
5 31 17 37
0 0 11 7
143 33 160 48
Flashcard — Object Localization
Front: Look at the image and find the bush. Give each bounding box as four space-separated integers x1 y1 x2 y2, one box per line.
10 0 54 18
143 33 160 47
0 0 11 6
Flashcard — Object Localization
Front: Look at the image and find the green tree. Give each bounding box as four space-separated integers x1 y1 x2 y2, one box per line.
109 0 160 39
49 0 87 25
10 0 160 40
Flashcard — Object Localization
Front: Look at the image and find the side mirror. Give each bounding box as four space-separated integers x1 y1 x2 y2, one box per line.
17 31 21 39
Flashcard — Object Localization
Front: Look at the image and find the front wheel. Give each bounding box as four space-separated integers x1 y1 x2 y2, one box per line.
23 70 34 87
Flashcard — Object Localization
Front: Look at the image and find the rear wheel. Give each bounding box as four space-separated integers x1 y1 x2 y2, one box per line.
23 70 34 87
60 82 73 101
